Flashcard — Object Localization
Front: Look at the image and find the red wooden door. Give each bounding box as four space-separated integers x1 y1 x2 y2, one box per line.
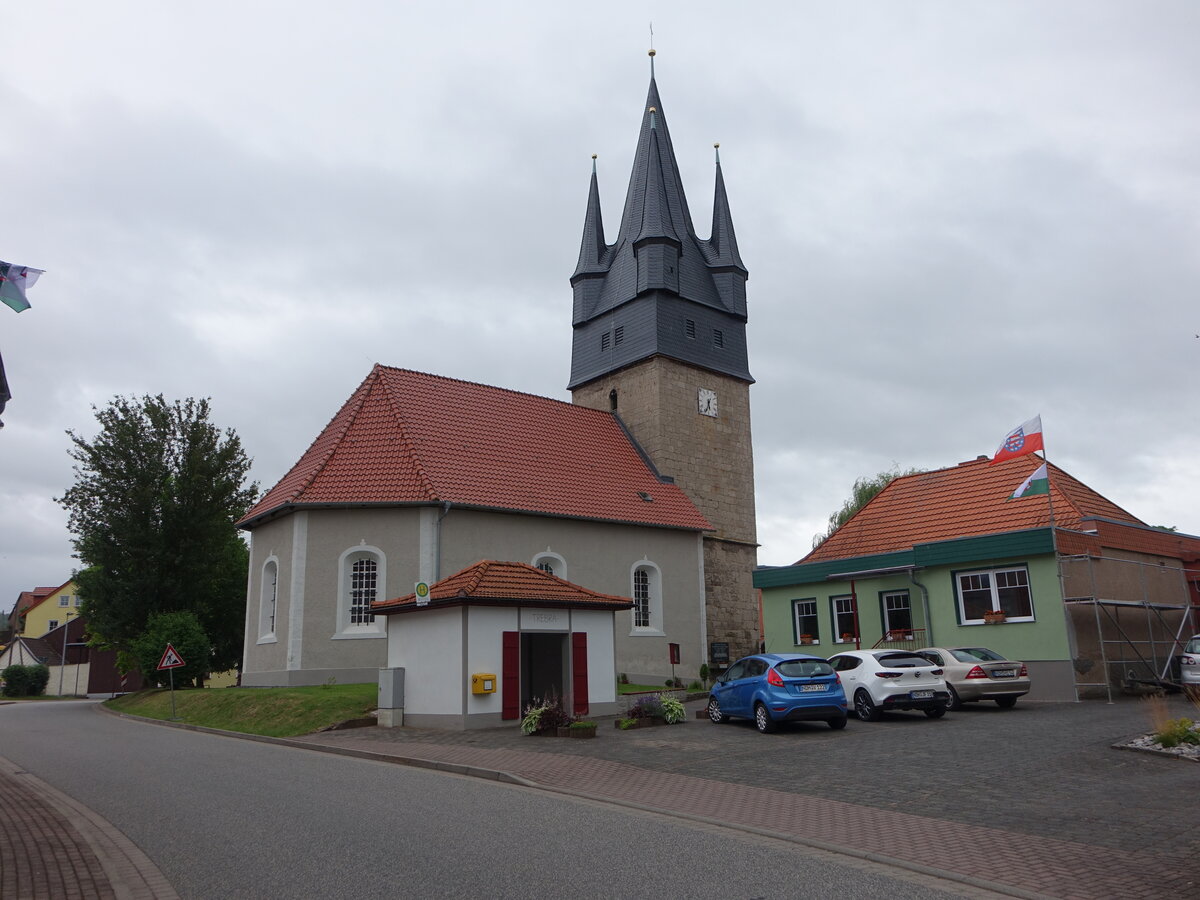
502 631 520 720
571 632 588 716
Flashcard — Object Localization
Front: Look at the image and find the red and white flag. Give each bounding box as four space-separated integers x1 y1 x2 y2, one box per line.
989 415 1044 466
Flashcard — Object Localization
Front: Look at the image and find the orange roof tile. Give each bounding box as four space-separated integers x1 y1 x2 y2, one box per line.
374 560 634 613
802 455 1145 564
241 366 710 532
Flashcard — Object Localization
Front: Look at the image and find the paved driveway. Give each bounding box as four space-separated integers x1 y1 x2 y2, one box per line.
296 693 1199 898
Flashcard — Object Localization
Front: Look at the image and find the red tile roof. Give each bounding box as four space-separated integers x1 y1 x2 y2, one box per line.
241 365 710 532
374 560 634 613
8 582 68 623
802 455 1145 564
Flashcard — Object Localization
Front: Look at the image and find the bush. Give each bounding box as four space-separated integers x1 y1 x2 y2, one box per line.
2 665 31 697
129 611 212 687
27 664 50 696
0 664 49 697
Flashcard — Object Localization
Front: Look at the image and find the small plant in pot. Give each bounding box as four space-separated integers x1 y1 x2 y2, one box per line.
569 721 598 739
520 695 575 735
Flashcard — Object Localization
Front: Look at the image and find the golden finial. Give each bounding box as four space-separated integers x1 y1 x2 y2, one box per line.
649 106 657 113
648 48 656 57
592 154 597 159
714 142 720 148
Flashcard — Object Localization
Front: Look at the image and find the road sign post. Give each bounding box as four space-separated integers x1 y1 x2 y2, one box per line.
157 643 186 720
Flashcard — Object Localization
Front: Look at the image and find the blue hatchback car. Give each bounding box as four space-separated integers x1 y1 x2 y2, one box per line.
707 653 848 733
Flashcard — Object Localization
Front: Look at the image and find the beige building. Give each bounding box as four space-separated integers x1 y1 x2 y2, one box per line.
239 366 711 691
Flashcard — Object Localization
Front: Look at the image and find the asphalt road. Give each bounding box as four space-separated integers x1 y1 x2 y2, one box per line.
0 701 989 899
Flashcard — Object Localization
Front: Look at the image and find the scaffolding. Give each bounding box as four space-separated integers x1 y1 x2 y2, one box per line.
1060 552 1198 702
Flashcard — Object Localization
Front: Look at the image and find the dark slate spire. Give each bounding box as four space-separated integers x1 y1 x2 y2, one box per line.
568 53 752 389
573 156 609 276
706 144 745 272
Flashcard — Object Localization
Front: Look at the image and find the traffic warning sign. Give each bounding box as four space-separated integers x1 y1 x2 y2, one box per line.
157 643 186 670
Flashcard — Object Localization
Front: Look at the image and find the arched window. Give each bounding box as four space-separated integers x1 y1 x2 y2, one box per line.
258 559 279 641
349 558 377 625
630 561 663 634
335 546 387 638
532 551 567 581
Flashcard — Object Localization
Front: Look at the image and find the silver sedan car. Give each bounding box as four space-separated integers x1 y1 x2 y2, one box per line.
915 647 1031 710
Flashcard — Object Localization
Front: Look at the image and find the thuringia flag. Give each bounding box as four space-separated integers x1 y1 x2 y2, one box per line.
989 415 1044 466
0 260 44 313
1008 462 1050 500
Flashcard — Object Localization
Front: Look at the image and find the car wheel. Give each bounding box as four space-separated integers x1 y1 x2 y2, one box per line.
944 684 962 711
827 716 848 730
754 702 778 734
854 689 880 722
924 707 946 719
707 697 728 723
995 696 1018 709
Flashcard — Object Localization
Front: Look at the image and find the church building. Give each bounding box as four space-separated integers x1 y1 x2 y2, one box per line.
238 56 759 698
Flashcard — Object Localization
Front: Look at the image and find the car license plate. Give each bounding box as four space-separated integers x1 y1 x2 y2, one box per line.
801 684 827 692
992 670 1016 678
910 690 933 699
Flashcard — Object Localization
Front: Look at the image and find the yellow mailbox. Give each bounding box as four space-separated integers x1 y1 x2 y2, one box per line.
471 673 497 694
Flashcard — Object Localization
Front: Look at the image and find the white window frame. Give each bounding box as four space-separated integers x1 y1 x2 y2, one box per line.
59 596 70 607
334 545 387 639
882 590 914 637
531 551 567 581
48 619 60 631
630 560 664 635
792 599 820 645
955 566 1035 625
257 558 279 644
831 595 856 643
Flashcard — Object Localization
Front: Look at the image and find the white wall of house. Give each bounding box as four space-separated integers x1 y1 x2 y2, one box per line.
381 604 622 729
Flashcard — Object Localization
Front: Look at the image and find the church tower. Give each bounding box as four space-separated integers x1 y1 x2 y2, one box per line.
569 52 758 664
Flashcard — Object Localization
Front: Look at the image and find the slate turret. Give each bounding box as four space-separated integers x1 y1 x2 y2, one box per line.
568 57 751 390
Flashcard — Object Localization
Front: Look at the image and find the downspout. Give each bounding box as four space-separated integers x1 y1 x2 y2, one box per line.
909 570 933 647
434 501 452 582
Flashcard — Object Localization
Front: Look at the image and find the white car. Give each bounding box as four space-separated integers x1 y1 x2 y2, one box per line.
1180 635 1200 687
828 649 950 721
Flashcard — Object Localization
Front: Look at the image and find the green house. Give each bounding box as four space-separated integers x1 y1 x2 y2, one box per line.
755 456 1200 701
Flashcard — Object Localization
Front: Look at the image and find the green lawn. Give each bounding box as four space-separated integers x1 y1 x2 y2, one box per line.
105 683 377 737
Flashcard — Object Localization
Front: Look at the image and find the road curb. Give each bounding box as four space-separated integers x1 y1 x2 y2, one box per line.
0 753 180 900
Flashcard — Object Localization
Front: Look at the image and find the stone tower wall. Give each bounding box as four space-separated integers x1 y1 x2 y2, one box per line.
573 356 759 661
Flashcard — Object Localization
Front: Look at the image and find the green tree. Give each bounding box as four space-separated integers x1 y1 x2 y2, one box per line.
129 611 212 687
813 466 925 549
58 395 256 674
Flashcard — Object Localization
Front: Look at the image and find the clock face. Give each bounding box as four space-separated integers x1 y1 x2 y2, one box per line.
698 388 718 418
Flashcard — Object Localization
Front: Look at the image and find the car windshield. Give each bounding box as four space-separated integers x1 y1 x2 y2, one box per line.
950 648 1007 663
775 659 833 678
1186 637 1200 654
876 653 932 669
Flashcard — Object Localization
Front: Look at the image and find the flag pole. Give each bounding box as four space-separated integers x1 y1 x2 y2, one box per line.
1040 425 1057 532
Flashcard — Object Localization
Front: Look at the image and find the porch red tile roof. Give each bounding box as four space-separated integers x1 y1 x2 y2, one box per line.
374 560 634 613
240 365 710 532
802 455 1145 564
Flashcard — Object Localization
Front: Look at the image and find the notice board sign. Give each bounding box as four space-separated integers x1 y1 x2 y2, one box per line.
709 642 730 665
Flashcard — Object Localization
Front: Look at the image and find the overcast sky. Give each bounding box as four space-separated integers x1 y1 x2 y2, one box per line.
3 1 1198 611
